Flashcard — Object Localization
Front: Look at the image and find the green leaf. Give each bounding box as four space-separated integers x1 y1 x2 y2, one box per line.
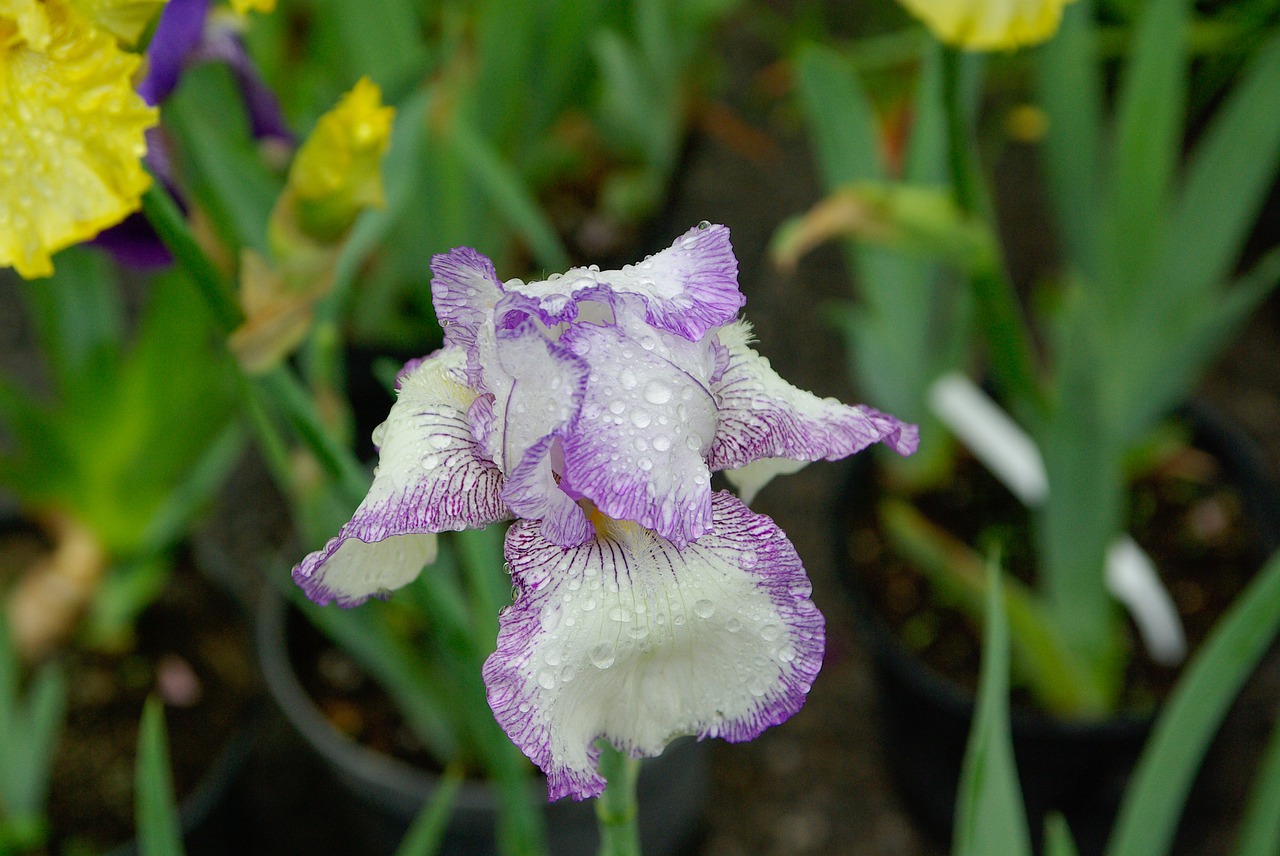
165 63 283 256
1045 813 1081 856
953 563 1033 856
393 765 464 856
1156 27 1280 307
1035 0 1103 279
1105 0 1189 294
793 43 883 187
446 115 571 273
1107 549 1280 856
1232 711 1280 856
18 247 123 393
1036 310 1123 690
135 697 185 856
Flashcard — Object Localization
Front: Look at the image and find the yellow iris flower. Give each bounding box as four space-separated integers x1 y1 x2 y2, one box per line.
1 0 158 279
899 0 1077 50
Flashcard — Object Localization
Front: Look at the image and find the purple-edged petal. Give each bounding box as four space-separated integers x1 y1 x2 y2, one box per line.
137 0 210 105
505 222 744 342
502 434 592 547
429 247 506 388
484 491 825 801
292 348 509 606
559 321 717 546
708 321 919 478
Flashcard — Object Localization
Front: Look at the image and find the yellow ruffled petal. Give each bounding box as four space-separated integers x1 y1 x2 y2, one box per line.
283 76 393 243
230 0 275 16
1 0 51 51
0 0 156 278
68 0 167 45
898 0 1077 50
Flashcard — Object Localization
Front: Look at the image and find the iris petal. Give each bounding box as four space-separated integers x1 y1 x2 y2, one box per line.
709 321 918 481
484 491 824 801
292 348 509 606
506 223 744 342
559 320 717 546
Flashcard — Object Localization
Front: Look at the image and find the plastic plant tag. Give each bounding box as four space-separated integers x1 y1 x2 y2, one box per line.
928 372 1186 666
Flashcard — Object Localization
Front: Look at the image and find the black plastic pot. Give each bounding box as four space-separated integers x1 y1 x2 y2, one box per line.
833 404 1280 854
256 583 708 856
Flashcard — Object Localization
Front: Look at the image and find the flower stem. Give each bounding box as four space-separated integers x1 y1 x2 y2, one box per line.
595 743 642 856
939 47 1046 421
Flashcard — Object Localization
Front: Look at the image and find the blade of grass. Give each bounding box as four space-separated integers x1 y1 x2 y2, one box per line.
1045 813 1081 856
1106 550 1280 856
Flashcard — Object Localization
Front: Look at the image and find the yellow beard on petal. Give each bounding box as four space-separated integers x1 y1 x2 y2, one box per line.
0 0 156 278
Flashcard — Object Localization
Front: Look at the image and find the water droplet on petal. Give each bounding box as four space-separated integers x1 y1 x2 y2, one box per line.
590 643 616 669
652 435 671 452
421 454 440 470
609 400 625 415
537 669 557 689
643 380 673 405
697 220 711 230
631 411 652 429
760 623 780 642
694 599 716 619
726 617 742 632
608 606 628 622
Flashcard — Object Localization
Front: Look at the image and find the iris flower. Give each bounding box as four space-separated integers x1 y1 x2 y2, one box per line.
293 224 917 799
1 0 157 278
898 0 1076 50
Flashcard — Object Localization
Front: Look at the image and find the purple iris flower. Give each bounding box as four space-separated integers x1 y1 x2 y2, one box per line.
292 224 917 800
95 0 291 269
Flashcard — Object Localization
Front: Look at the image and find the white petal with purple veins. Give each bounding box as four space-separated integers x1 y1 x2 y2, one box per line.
429 248 506 389
505 223 744 342
292 348 509 606
483 492 824 801
708 321 918 476
559 321 717 546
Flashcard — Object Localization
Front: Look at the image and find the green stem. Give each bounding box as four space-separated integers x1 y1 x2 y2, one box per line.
140 183 242 334
595 743 642 856
939 47 1046 421
142 181 369 510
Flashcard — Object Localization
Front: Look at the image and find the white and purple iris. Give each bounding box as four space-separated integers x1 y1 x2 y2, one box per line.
292 223 917 800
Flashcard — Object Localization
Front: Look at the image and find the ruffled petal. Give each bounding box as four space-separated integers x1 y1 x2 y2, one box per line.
505 222 744 342
708 321 918 475
429 247 506 389
485 491 824 801
898 0 1074 50
292 348 509 606
493 320 591 546
559 320 717 546
1 0 156 278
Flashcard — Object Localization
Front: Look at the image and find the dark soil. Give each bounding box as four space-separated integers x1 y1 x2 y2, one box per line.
0 529 260 855
844 436 1265 715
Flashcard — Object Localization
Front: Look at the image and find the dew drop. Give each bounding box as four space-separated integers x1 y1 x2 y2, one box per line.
537 669 557 690
740 550 759 569
685 434 703 452
693 599 716 619
420 454 440 470
631 411 652 429
697 220 711 230
609 400 626 415
429 433 452 450
726 617 742 632
643 380 673 405
651 435 672 452
370 422 388 447
608 606 628 622
590 643 616 669
760 623 780 642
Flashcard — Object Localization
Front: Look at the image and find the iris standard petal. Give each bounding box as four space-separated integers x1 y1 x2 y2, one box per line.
292 348 509 606
559 320 717 546
708 321 919 477
429 247 506 389
493 320 592 546
505 222 744 342
484 491 824 801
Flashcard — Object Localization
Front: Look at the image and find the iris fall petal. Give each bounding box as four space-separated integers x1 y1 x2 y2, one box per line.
484 491 824 801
